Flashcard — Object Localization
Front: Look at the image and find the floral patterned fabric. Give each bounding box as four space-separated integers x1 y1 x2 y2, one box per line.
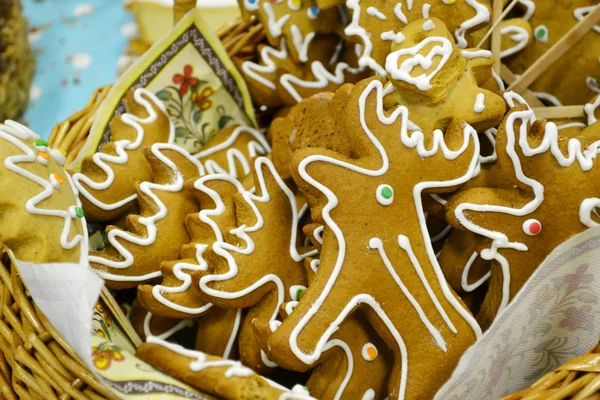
436 226 600 399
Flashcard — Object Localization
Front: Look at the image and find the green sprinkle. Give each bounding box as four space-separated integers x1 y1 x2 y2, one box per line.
535 29 544 38
381 186 393 199
296 288 303 300
35 139 49 147
75 207 84 218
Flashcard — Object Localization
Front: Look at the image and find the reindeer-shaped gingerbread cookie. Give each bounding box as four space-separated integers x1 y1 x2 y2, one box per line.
446 102 600 328
264 76 483 399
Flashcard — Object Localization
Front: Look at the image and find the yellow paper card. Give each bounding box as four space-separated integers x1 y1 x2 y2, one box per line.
72 7 256 171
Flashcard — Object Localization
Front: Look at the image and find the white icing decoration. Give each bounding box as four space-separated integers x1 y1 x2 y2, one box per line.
36 154 49 165
534 91 563 107
345 0 387 76
366 6 387 20
49 173 62 190
198 158 317 367
290 285 307 301
285 301 298 315
242 40 288 91
500 25 530 59
386 37 453 91
461 50 492 60
147 336 254 377
280 60 365 103
376 184 394 206
460 252 491 292
244 0 259 12
587 77 600 94
288 80 483 399
72 89 174 211
50 148 66 165
533 24 549 43
394 3 408 24
423 20 436 31
361 389 376 400
310 259 320 273
492 70 505 91
143 312 194 340
480 128 498 164
290 24 315 63
422 3 430 18
313 225 324 244
361 343 378 361
381 30 396 41
430 224 452 243
557 122 587 131
518 0 535 20
585 96 600 125
455 92 600 317
194 126 270 177
0 121 86 252
395 32 406 44
522 218 541 236
455 0 490 49
574 6 600 34
263 2 291 37
474 93 485 113
90 144 205 282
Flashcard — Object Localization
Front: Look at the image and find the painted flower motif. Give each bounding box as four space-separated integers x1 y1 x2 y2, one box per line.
559 305 593 331
94 328 106 338
173 65 200 95
192 86 215 110
95 302 111 327
92 343 125 370
562 265 593 294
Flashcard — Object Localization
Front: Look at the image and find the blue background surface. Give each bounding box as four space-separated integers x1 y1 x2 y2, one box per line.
22 0 132 140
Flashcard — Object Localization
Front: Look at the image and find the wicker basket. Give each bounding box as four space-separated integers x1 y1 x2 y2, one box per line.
501 340 600 400
0 246 116 400
40 1 600 399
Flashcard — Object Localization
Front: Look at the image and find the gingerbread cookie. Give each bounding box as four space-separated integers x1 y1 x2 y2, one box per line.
194 126 270 178
72 88 173 222
239 0 342 64
384 18 506 134
241 37 367 109
264 257 392 400
90 144 203 288
502 0 600 105
0 121 86 264
137 337 313 400
137 176 245 319
196 157 315 372
345 0 492 75
270 91 353 180
446 101 600 328
265 77 481 399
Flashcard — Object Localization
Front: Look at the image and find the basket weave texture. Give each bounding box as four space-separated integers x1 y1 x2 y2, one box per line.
0 246 117 400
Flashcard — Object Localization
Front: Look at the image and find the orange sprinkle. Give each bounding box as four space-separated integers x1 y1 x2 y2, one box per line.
38 152 51 160
53 173 64 184
367 346 378 359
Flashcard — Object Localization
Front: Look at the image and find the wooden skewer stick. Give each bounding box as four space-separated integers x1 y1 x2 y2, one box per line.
532 106 585 120
100 287 142 347
508 5 600 93
491 0 505 74
174 0 196 25
476 0 520 49
500 64 545 107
